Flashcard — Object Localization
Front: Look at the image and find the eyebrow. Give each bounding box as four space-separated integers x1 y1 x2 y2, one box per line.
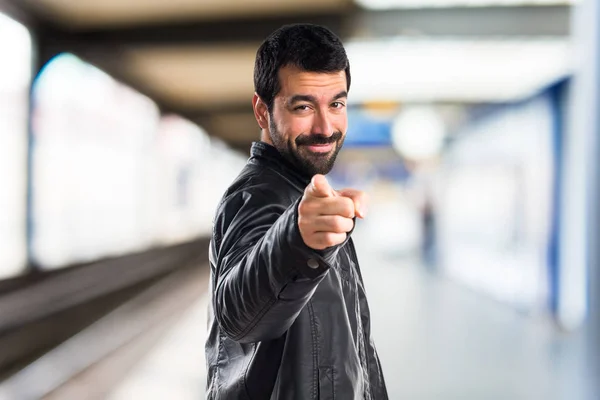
287 91 348 106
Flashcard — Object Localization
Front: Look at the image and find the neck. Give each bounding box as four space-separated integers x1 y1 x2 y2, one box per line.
260 130 273 146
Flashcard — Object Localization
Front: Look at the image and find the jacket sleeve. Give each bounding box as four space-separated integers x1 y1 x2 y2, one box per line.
211 185 342 343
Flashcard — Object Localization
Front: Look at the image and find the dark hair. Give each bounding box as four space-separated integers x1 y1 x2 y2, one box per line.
254 23 351 112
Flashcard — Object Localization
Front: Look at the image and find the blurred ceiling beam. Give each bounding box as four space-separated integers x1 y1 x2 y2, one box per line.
28 5 569 58
30 11 349 85
34 11 351 50
17 0 353 29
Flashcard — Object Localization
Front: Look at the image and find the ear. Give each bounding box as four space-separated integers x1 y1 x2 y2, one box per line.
252 93 269 130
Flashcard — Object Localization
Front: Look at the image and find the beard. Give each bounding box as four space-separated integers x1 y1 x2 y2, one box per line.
268 118 345 177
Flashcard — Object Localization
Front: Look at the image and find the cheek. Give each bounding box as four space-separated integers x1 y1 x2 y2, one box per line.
279 117 312 143
333 115 348 134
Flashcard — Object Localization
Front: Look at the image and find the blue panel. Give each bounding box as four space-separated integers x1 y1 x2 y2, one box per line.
344 110 392 147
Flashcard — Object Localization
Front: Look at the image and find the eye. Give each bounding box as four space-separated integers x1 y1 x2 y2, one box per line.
294 105 311 111
331 102 346 109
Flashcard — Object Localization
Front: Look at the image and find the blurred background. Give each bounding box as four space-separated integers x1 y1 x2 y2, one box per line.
0 0 598 398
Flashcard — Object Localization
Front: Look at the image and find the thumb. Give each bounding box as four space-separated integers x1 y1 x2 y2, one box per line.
308 174 336 198
337 188 368 218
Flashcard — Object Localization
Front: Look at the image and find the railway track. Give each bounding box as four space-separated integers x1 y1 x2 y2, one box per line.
0 239 210 400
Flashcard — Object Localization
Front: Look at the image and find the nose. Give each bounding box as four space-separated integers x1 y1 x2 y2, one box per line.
312 109 333 137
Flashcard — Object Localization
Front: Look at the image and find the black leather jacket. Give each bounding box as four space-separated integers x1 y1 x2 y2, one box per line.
206 142 388 399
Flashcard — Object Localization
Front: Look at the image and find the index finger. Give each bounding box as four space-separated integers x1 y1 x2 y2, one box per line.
306 174 336 198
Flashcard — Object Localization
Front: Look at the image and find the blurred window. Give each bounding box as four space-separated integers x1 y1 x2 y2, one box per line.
435 87 560 311
0 13 31 278
30 53 160 268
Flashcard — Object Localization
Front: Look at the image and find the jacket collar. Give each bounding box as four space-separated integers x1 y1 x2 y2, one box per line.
250 141 312 187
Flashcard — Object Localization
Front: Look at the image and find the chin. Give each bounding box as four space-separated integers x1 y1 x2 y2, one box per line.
301 155 336 176
282 141 343 176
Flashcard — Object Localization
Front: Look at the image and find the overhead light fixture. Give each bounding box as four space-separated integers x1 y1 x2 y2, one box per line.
355 0 574 10
345 37 570 103
391 105 446 160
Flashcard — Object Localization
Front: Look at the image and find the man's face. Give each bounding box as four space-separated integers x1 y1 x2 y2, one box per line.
265 65 348 176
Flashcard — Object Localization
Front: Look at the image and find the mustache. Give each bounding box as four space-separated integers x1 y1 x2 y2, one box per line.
296 131 343 146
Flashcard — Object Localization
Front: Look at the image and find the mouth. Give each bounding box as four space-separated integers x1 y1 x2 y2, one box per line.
303 143 334 153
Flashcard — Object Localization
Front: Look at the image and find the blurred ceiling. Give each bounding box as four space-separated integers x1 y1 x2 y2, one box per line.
26 0 352 28
123 45 258 110
3 0 572 150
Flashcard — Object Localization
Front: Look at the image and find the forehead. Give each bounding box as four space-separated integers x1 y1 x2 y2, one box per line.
277 65 347 98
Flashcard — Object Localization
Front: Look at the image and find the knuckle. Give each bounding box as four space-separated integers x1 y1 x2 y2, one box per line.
298 200 310 216
330 217 340 232
321 234 333 248
323 233 340 247
345 217 354 231
297 214 307 229
342 198 354 217
333 216 346 232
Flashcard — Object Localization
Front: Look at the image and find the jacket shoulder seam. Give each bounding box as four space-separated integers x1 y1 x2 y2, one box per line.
212 166 275 249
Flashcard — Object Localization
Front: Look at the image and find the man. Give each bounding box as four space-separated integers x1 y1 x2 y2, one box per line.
206 24 388 399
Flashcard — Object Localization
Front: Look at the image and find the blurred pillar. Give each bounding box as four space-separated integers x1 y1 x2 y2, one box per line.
564 0 600 395
558 0 594 330
585 0 600 392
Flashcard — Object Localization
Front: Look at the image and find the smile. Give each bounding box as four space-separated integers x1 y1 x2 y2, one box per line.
304 143 334 153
